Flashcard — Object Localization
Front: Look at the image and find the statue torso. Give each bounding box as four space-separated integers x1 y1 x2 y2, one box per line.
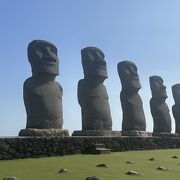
78 79 112 130
121 91 146 131
24 76 63 129
150 98 171 133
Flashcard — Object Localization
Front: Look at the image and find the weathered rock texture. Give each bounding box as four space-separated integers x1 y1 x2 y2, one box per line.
117 61 146 131
172 84 180 133
19 40 68 136
149 75 171 133
77 47 112 130
0 136 180 160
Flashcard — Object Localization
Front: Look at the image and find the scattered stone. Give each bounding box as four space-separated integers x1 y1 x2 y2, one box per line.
96 163 107 168
85 176 100 180
157 166 167 171
149 157 155 161
126 170 139 175
172 155 178 159
126 161 135 164
58 168 68 173
3 177 18 180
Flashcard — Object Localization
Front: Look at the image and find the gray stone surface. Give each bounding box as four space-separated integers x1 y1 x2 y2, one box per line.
85 176 100 180
126 161 135 164
72 130 121 137
157 166 167 171
117 61 146 131
0 136 180 160
149 76 171 133
19 128 69 137
122 130 152 137
3 177 18 180
58 168 68 173
149 157 155 161
126 171 139 175
153 132 177 137
96 163 108 168
78 47 112 130
172 84 180 133
20 40 68 136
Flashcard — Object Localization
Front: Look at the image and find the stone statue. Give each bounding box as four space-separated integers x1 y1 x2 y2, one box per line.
117 61 146 133
78 47 112 130
149 75 171 133
172 84 180 133
19 40 69 136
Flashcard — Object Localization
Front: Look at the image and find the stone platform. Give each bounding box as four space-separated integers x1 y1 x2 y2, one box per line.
0 136 180 160
121 130 152 137
72 130 121 137
152 132 177 137
19 128 69 137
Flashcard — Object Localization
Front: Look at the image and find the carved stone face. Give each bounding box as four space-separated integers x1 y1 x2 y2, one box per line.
117 61 141 90
81 47 107 79
28 40 59 75
172 84 180 104
149 76 167 99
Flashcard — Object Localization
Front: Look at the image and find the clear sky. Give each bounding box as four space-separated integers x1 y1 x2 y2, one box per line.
0 0 180 136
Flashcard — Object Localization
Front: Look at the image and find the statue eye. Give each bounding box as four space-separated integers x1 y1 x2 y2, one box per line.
51 47 57 54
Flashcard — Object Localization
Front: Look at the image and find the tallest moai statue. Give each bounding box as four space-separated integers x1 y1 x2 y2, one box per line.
19 40 69 137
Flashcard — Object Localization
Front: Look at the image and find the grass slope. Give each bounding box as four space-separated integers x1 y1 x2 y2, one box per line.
0 149 180 180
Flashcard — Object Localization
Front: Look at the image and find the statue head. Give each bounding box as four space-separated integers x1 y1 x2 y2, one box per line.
117 61 141 91
81 47 108 80
27 40 59 75
149 75 167 100
172 83 180 105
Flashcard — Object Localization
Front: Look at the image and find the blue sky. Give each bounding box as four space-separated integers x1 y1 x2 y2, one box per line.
0 0 180 135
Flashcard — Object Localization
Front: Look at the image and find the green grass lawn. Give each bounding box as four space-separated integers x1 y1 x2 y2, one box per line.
0 149 180 180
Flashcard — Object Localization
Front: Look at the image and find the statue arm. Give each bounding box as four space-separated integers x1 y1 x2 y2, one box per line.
23 81 31 116
172 105 178 120
77 80 84 106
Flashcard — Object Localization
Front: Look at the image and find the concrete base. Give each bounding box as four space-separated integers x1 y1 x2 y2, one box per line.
72 130 121 137
153 132 177 137
19 128 69 137
122 130 152 137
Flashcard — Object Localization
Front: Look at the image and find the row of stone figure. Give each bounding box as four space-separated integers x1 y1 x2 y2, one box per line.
18 39 180 137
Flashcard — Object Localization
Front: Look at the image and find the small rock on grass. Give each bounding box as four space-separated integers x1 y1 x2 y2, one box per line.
126 161 135 164
149 158 155 161
96 163 107 168
85 176 100 180
58 168 68 173
172 155 178 159
157 166 167 171
3 177 18 180
126 170 139 175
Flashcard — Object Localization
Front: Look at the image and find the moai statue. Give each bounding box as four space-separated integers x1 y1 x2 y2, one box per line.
19 40 69 136
117 61 148 136
149 76 171 134
73 47 120 136
172 84 180 134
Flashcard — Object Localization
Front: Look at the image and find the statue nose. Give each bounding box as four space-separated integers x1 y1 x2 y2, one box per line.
97 59 106 66
162 85 166 90
130 67 138 76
